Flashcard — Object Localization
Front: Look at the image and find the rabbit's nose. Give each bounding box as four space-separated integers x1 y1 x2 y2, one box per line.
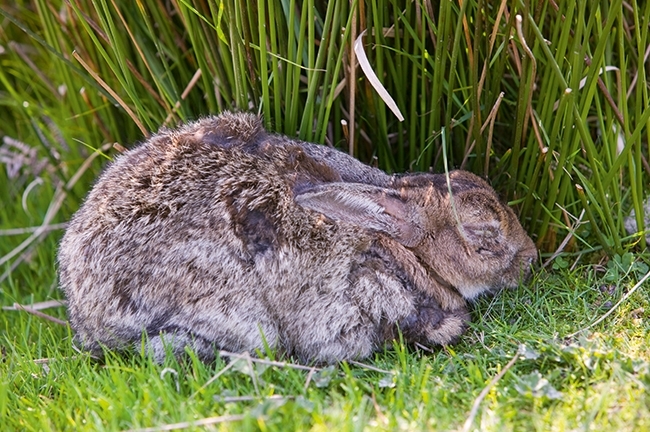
525 255 536 269
524 246 538 263
517 248 537 274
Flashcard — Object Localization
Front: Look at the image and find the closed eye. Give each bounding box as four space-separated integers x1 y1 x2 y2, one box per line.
476 247 506 259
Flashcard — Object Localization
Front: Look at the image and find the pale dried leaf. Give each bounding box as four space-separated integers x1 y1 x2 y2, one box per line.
354 30 404 122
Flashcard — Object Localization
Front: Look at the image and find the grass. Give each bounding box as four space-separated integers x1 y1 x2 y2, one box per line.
1 0 649 430
1 250 649 430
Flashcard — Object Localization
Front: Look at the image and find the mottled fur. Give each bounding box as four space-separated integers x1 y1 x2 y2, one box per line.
58 112 537 364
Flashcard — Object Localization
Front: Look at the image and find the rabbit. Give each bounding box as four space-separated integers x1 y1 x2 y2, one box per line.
58 111 537 364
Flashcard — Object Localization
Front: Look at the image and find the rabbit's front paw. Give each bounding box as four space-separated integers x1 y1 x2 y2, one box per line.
400 302 470 347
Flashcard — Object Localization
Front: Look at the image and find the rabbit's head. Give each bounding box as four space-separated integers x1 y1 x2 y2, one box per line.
295 170 537 301
403 171 537 299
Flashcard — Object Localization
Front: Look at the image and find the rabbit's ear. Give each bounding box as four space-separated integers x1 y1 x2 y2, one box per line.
294 183 423 246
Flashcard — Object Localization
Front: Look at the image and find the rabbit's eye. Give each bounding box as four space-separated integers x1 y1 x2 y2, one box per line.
476 247 492 255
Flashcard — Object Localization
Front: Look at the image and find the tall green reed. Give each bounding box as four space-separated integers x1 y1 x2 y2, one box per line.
0 0 648 255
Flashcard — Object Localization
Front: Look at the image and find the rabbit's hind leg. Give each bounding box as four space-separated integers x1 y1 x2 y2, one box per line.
292 321 380 364
144 326 218 363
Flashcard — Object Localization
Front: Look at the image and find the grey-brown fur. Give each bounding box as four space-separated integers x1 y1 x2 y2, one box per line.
58 112 537 364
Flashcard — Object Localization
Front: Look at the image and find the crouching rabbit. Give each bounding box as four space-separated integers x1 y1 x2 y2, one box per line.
58 112 537 363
